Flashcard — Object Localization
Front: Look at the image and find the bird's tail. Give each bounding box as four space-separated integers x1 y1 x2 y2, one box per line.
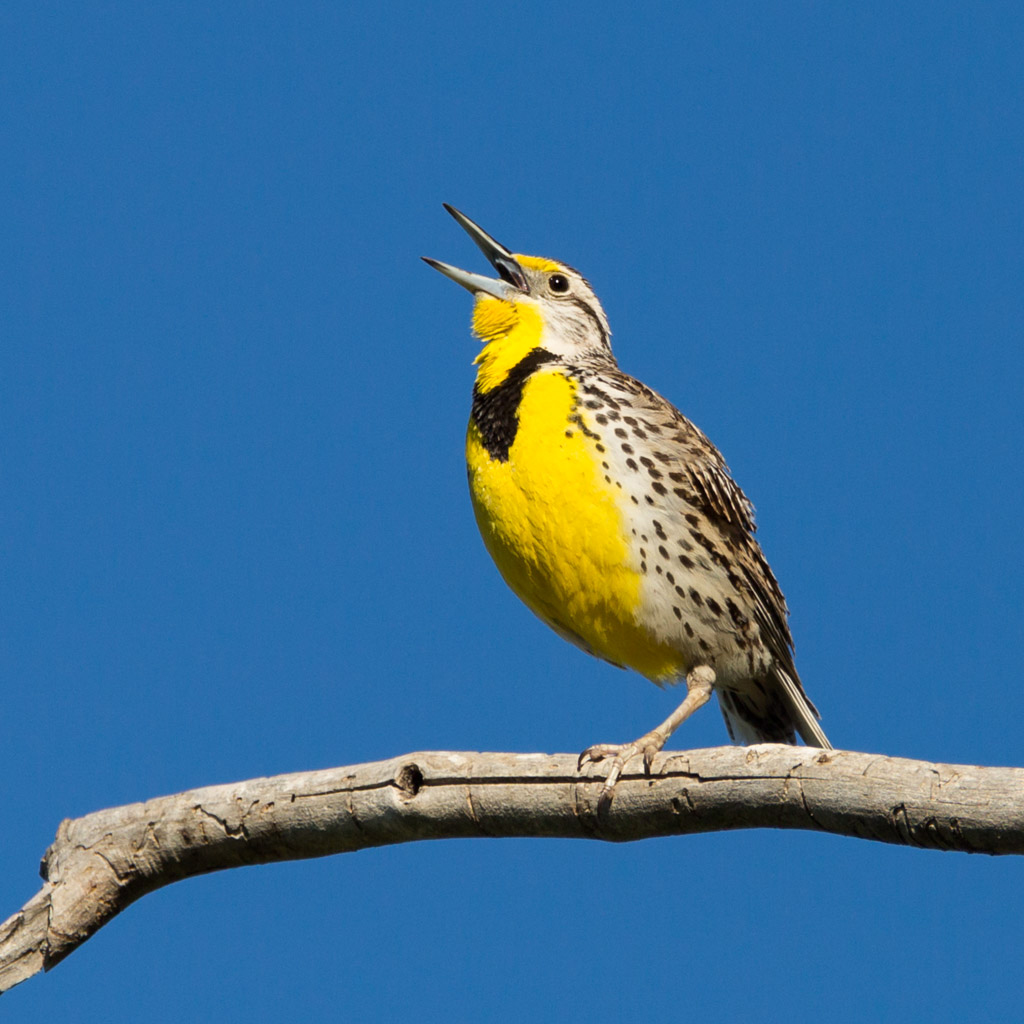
718 668 831 749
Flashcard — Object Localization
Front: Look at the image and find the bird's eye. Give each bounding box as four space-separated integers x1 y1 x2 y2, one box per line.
548 274 570 294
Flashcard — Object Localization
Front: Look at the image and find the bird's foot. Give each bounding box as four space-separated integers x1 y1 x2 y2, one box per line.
577 730 669 808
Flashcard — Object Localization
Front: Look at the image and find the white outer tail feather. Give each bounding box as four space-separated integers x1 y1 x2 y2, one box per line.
777 668 832 748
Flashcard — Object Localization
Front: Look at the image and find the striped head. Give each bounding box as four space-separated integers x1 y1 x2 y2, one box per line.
423 205 613 392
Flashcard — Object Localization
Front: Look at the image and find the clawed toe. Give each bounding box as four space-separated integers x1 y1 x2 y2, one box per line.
577 732 669 805
577 743 625 769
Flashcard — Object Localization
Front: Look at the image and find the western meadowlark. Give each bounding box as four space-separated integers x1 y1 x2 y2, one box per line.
425 205 830 797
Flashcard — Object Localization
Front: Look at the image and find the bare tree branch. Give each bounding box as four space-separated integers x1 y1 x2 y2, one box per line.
3 744 1023 994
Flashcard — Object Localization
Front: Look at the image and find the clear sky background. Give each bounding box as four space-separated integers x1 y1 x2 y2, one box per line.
4 4 1023 1020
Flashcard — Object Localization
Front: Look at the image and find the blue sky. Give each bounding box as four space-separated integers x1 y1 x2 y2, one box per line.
4 3 1023 1020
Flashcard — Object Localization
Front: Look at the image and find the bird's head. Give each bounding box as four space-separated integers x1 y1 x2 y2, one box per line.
424 205 613 392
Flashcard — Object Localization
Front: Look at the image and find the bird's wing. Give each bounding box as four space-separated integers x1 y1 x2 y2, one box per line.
594 369 799 669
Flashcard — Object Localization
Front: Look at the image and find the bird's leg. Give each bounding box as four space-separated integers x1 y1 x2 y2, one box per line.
578 665 716 802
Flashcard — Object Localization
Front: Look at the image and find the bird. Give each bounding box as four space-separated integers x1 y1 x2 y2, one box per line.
424 204 830 798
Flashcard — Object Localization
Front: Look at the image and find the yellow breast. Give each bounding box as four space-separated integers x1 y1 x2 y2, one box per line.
466 368 684 680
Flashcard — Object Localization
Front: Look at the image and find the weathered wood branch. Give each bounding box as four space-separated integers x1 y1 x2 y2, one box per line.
3 744 1023 994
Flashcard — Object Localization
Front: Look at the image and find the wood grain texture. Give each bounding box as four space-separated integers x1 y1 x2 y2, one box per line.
3 744 1023 994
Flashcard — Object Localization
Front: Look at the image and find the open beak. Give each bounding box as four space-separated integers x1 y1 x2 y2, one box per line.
422 204 530 298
